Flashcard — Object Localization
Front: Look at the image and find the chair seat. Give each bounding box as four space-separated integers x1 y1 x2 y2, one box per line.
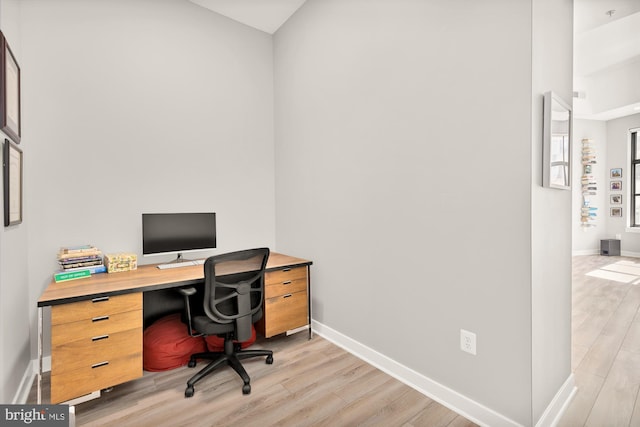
192 308 263 336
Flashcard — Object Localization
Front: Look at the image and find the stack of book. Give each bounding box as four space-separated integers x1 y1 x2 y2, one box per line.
580 139 597 228
580 202 597 226
55 245 106 282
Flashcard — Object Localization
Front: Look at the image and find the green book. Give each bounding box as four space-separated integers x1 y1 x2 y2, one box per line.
54 269 91 283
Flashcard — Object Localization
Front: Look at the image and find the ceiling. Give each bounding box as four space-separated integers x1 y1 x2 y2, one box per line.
188 0 307 34
574 0 640 120
575 0 640 32
188 0 640 122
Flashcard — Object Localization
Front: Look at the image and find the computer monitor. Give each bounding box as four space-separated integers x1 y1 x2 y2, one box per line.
142 212 216 260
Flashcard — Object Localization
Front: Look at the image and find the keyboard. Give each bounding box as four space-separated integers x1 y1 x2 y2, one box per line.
157 259 205 269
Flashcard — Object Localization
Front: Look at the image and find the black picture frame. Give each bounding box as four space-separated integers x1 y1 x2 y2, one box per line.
0 31 21 143
3 138 22 226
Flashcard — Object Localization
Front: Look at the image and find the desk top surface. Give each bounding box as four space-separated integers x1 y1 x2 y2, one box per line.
38 252 312 307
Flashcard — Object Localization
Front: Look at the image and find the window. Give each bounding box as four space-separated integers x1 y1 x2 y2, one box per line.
630 128 640 226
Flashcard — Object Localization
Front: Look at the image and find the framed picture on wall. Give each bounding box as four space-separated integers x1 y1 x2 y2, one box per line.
611 194 622 205
611 181 622 191
3 139 22 226
0 31 20 143
610 168 622 179
611 207 623 217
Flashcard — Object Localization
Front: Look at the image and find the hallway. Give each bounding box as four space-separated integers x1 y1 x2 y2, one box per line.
558 255 640 426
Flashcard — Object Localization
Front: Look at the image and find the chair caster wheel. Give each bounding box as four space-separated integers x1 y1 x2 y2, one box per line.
185 387 194 398
266 355 273 364
188 359 196 368
242 384 251 395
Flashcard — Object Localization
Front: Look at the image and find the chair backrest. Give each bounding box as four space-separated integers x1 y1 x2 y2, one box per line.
203 248 270 342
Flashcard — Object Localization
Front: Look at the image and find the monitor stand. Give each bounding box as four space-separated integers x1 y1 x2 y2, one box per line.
169 253 192 264
156 254 204 270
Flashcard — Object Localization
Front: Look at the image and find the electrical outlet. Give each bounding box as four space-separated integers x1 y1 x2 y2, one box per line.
460 329 477 355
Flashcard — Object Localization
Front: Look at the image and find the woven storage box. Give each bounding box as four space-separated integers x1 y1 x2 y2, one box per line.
104 253 138 273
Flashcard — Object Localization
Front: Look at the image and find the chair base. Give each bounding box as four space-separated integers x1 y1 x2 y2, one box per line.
184 339 273 398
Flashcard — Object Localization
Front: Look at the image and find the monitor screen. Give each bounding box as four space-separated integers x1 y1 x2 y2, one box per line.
142 213 216 256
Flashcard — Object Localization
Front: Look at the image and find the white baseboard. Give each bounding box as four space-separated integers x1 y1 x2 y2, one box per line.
573 250 640 258
13 356 51 404
572 249 599 256
535 374 576 427
312 320 523 427
12 364 35 404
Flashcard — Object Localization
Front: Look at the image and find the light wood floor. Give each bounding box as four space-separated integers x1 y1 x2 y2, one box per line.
29 331 478 426
558 255 640 427
31 255 637 426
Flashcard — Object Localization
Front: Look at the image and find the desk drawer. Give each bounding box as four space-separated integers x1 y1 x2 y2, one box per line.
261 290 308 337
52 327 142 375
265 277 307 299
265 266 307 286
51 310 142 346
50 292 143 403
50 352 142 404
51 293 142 325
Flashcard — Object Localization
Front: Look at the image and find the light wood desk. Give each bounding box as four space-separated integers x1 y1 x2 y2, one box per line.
37 252 312 404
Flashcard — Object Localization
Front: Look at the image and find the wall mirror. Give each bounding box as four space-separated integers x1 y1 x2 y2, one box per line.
543 91 572 190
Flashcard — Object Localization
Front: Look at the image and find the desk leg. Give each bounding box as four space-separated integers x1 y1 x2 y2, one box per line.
307 266 312 340
37 306 43 404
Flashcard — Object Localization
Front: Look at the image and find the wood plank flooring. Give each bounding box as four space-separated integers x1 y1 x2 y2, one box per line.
29 331 477 426
558 255 640 427
30 254 637 426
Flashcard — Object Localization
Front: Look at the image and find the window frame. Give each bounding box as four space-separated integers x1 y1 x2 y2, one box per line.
630 128 640 227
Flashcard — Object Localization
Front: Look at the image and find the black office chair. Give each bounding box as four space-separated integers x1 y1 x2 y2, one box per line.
180 248 273 398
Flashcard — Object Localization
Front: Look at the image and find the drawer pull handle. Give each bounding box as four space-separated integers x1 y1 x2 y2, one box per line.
282 268 291 272
91 361 109 369
92 316 109 322
92 296 109 303
92 335 109 342
283 294 292 298
283 281 292 285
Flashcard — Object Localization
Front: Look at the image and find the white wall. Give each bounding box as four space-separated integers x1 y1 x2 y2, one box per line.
530 0 574 422
603 113 640 253
274 0 571 425
572 119 607 254
570 115 640 253
0 0 30 404
20 0 276 361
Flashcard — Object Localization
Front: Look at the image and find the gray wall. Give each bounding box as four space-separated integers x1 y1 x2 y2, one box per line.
274 0 572 424
0 0 29 405
19 0 276 361
1 1 576 423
